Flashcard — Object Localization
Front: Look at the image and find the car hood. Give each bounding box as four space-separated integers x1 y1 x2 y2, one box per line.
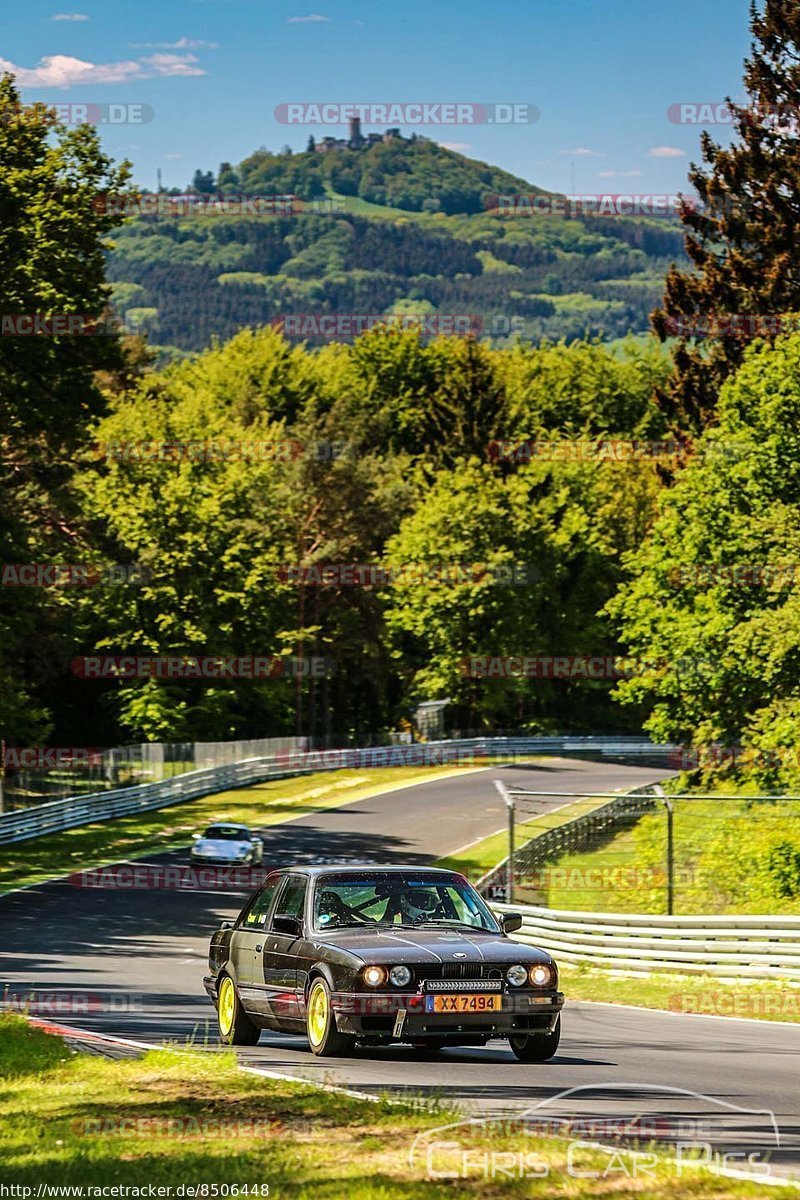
194 838 250 856
313 926 553 966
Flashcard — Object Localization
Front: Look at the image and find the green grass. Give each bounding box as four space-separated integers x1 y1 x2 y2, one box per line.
325 189 410 220
560 963 800 1023
0 1014 791 1196
0 764 481 895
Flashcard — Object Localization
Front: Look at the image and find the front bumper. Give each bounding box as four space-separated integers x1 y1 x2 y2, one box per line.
331 989 565 1040
191 855 252 866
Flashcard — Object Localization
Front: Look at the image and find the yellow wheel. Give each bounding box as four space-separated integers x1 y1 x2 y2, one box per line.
218 977 236 1037
306 978 351 1057
308 981 328 1046
216 974 260 1045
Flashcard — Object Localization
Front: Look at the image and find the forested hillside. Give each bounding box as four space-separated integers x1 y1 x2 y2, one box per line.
7 0 800 797
106 138 685 355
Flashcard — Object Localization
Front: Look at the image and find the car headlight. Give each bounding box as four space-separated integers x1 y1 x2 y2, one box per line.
236 847 250 859
363 965 388 987
506 964 529 987
389 965 412 988
529 964 554 987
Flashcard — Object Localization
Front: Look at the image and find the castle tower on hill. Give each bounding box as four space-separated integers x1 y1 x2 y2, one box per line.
348 117 364 148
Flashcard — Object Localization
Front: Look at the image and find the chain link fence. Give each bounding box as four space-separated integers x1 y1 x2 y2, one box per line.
0 737 306 812
479 782 800 916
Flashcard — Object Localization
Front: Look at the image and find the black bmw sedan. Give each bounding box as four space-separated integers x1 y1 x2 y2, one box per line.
204 865 564 1060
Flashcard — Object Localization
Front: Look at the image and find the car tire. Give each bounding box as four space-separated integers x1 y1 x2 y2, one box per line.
306 978 352 1057
509 1015 561 1062
217 974 260 1046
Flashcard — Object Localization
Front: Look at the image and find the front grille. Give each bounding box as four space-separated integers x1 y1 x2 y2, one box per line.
419 963 504 981
425 979 503 993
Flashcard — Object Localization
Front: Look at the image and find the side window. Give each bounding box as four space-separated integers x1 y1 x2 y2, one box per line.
275 875 308 923
242 876 281 928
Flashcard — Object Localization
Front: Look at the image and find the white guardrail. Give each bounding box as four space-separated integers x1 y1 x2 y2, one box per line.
0 735 673 846
494 902 800 980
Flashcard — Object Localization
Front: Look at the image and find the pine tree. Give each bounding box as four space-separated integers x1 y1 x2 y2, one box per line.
653 0 800 429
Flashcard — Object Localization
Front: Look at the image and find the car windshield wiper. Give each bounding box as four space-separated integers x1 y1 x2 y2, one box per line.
377 920 490 931
316 920 374 929
416 920 491 930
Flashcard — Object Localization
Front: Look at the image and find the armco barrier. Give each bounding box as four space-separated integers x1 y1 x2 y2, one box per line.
0 735 675 847
493 901 800 980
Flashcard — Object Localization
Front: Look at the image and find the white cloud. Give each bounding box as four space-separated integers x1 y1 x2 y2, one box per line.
439 141 471 152
129 36 218 49
0 52 205 87
288 13 331 22
596 169 642 178
649 145 685 158
164 152 184 159
139 53 206 76
52 12 89 20
558 146 604 157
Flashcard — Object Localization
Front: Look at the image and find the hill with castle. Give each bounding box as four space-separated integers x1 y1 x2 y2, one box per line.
107 134 686 356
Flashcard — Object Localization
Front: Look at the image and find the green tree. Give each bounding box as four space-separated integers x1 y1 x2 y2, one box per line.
191 168 216 194
0 74 130 744
608 327 800 788
384 456 661 733
654 0 800 428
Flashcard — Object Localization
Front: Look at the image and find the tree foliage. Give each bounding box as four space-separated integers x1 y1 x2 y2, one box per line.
654 0 800 428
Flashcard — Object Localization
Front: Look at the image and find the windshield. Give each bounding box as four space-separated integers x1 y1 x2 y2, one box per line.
203 825 248 841
313 873 499 933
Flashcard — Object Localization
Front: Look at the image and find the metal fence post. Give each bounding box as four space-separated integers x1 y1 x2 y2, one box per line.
495 779 515 903
650 784 674 916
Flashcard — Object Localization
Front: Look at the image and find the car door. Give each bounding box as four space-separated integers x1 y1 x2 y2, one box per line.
231 873 282 1016
262 873 308 1027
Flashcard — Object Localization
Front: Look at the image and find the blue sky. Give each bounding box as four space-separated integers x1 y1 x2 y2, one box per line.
3 0 753 193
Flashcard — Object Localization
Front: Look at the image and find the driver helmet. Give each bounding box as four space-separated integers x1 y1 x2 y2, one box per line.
317 889 349 925
400 886 440 921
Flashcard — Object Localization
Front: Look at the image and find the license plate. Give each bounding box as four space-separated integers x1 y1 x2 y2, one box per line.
425 993 502 1013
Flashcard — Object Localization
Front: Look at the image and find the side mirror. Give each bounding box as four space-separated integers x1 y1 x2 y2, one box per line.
192 833 201 840
502 913 523 934
273 913 302 937
220 921 232 931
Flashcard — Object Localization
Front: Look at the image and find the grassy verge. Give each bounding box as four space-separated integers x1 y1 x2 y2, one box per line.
435 796 616 883
0 765 482 895
560 962 800 1023
0 1015 791 1197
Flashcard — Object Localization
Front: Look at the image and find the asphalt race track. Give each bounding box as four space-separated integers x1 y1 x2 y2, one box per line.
3 758 799 1183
